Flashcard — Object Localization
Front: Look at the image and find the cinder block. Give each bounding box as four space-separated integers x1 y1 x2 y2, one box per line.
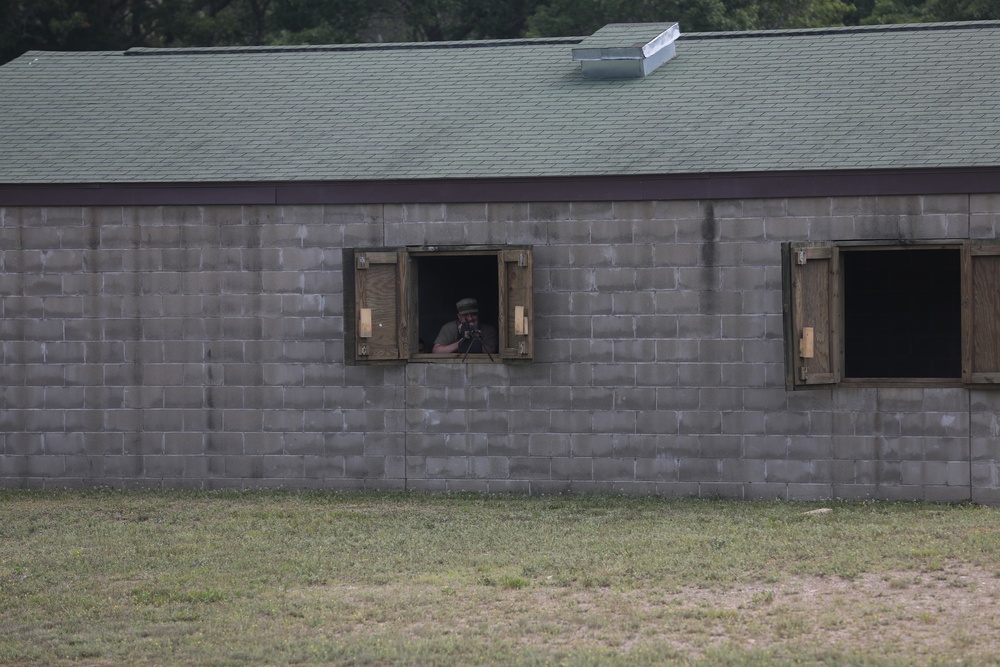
590 266 637 292
720 315 765 340
63 454 99 479
699 482 745 499
635 363 678 388
643 455 676 480
592 410 636 434
570 434 614 457
695 434 739 458
507 410 551 434
550 410 589 434
721 363 767 387
612 387 656 413
593 457 635 480
283 433 325 456
508 456 551 479
786 483 833 500
404 434 453 457
43 432 84 455
343 455 387 478
718 217 765 242
722 458 765 483
924 437 970 462
722 411 765 436
972 215 999 240
3 432 42 455
766 459 810 484
971 486 1000 505
27 455 65 476
613 435 653 458
678 411 722 435
465 411 509 435
678 457 721 482
946 461 971 487
743 482 787 500
143 455 185 478
611 292 655 315
924 485 971 503
764 217 810 241
60 409 101 432
527 386 571 410
653 290 700 317
677 363 722 387
163 432 205 455
653 481 701 497
901 460 927 485
0 455 29 478
656 434 699 457
743 435 787 459
481 434 515 456
611 340 657 364
528 434 571 457
468 455 507 479
552 456 593 480
563 339 611 363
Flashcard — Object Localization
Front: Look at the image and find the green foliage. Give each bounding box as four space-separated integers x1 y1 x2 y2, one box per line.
865 0 1000 23
524 0 745 37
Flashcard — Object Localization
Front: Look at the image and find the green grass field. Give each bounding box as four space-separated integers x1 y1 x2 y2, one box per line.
2 490 999 666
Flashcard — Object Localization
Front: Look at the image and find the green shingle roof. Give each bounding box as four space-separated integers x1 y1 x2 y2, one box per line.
2 22 1000 184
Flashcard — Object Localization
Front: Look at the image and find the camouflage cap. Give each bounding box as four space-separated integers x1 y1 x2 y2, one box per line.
456 298 479 314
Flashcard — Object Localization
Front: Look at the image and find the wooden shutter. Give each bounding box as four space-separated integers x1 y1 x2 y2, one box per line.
354 250 407 362
785 243 839 387
963 242 1000 384
499 247 533 361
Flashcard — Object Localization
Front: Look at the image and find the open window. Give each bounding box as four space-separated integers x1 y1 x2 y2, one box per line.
345 246 533 364
783 241 1000 388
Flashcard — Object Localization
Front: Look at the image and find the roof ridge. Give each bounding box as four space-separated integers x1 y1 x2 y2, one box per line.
125 37 581 57
682 20 1000 40
121 21 1000 56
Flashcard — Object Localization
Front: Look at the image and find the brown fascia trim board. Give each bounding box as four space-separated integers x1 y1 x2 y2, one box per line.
1 167 999 207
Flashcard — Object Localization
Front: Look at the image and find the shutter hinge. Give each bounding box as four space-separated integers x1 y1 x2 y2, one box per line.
359 343 369 356
518 341 526 355
356 254 368 269
518 252 527 267
796 249 807 265
800 365 808 382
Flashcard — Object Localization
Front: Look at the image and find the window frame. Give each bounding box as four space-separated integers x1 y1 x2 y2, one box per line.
782 240 1000 389
345 245 533 365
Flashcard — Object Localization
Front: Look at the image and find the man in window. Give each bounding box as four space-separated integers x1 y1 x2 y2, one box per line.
432 298 498 355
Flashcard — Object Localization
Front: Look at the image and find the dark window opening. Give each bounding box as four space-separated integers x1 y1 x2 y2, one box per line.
414 254 499 355
843 249 961 378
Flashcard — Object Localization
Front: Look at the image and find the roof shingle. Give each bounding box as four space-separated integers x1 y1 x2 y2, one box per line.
2 22 1000 184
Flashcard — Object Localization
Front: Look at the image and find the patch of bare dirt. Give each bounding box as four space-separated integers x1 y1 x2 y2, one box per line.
306 561 1000 663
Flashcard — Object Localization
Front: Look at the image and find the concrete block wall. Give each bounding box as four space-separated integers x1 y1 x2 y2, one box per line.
1 194 999 502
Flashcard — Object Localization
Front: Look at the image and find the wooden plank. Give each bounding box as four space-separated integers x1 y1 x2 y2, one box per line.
500 247 533 360
790 243 838 386
965 243 1000 383
355 251 405 361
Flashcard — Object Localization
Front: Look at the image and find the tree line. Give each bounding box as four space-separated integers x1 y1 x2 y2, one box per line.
2 0 999 65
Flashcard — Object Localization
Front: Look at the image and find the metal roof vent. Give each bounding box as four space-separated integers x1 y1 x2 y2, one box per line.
572 22 680 79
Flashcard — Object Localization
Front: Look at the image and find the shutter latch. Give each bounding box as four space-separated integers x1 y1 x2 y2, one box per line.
799 327 814 358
